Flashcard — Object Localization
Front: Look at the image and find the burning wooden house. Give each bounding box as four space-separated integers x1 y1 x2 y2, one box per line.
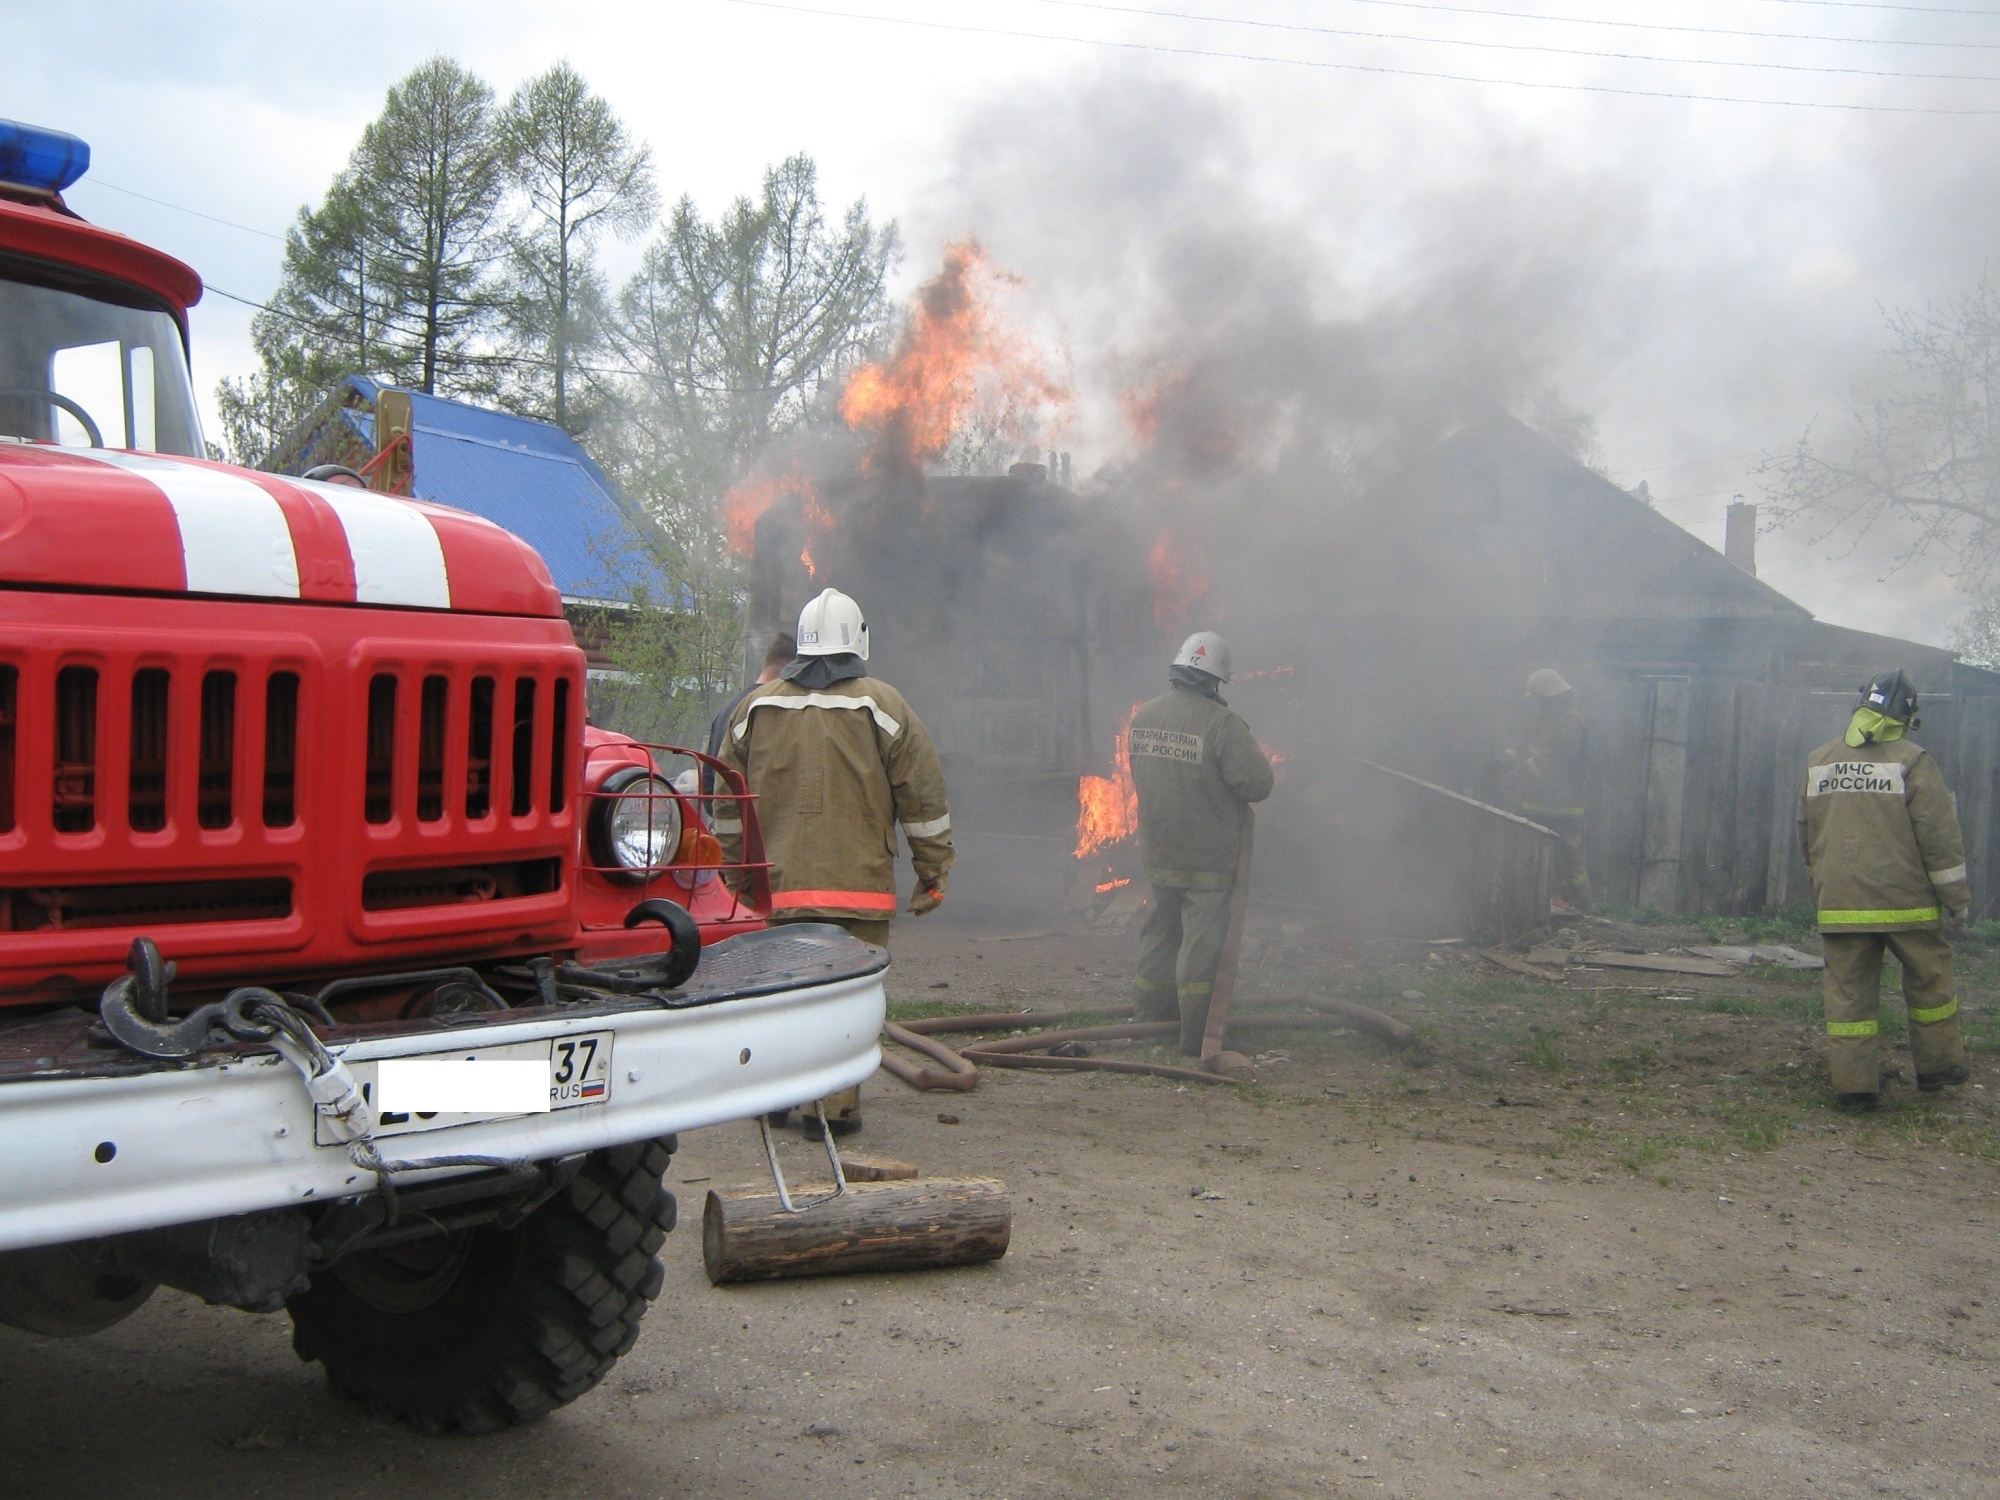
744 459 1115 912
1244 411 2000 924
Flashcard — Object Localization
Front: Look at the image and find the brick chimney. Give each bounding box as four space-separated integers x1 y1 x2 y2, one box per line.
1725 500 1757 576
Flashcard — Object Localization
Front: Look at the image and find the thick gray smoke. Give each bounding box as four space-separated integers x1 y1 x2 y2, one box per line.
910 67 2000 645
826 67 2000 924
735 67 2000 925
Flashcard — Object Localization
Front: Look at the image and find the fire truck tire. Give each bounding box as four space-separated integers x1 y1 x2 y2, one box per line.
286 1137 677 1433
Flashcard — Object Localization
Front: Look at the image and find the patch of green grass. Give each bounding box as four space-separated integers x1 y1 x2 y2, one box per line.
1773 993 1824 1027
1953 919 2000 949
1520 1029 1565 1072
1615 1139 1668 1173
1965 1003 2000 1055
1607 1043 1657 1083
1696 909 1818 945
1702 994 1765 1017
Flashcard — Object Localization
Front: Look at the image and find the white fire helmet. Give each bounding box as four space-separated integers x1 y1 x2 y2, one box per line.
1173 631 1232 683
1526 668 1572 698
796 587 869 660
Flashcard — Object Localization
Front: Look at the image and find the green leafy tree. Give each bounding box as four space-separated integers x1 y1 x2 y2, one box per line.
215 172 390 465
497 62 656 432
215 56 509 463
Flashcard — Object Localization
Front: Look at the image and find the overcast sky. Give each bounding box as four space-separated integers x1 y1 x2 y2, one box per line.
10 0 2000 645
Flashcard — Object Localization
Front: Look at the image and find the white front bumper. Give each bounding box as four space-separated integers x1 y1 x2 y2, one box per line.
0 972 884 1253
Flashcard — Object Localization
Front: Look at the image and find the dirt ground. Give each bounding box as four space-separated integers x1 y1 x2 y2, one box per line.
6 902 2000 1499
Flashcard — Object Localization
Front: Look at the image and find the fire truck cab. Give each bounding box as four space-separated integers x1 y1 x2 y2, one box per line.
0 120 885 1432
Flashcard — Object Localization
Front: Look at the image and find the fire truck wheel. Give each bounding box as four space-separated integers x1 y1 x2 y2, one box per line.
286 1138 677 1433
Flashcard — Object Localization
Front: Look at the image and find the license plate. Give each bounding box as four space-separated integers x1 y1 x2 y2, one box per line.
316 1031 615 1145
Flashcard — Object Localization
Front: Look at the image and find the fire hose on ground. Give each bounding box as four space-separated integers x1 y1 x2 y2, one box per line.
878 994 1416 1091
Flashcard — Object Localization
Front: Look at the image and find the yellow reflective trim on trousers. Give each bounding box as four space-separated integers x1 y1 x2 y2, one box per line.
1818 907 1941 925
1911 998 1960 1024
1825 1019 1880 1037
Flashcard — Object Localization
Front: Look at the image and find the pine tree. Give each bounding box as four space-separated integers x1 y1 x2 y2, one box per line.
497 62 655 432
352 55 508 395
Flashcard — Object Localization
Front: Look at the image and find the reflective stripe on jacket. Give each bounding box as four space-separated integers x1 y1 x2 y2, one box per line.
1128 684 1274 887
1796 734 1970 933
718 675 954 922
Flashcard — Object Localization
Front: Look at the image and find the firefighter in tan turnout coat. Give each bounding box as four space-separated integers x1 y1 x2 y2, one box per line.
720 588 955 1133
1797 670 1972 1109
1129 632 1275 1054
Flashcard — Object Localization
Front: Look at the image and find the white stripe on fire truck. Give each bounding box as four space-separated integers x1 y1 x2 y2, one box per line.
73 450 301 598
288 476 452 609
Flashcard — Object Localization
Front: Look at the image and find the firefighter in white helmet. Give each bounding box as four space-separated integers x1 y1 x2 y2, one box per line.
717 587 955 1135
1502 668 1593 913
1128 631 1275 1054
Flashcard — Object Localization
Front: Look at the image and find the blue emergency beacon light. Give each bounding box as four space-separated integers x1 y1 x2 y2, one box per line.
0 120 91 196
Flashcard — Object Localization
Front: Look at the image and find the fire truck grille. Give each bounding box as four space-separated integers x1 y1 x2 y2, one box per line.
0 630 580 977
0 877 292 932
362 858 562 912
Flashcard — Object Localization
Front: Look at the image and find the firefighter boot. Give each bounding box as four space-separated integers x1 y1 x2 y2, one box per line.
1819 933 1887 1100
799 1085 863 1138
1887 929 1966 1091
1134 886 1186 1025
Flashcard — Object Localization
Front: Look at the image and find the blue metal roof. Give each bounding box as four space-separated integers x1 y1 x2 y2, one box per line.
307 376 665 605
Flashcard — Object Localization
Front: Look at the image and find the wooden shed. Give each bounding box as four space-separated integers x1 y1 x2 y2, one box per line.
1264 412 2000 921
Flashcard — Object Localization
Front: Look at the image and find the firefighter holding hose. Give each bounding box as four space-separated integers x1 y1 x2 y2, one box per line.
1798 669 1972 1110
1129 632 1275 1055
718 587 955 1135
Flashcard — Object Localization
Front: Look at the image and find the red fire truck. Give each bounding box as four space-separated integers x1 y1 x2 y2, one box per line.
0 120 885 1431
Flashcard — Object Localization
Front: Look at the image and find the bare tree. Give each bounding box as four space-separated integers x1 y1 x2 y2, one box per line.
613 155 896 519
498 62 656 431
1764 280 2000 584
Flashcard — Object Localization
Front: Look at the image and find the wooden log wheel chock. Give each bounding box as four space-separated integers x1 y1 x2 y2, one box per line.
701 1102 1012 1284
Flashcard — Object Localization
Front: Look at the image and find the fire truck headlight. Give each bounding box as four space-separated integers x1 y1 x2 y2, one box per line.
594 768 682 881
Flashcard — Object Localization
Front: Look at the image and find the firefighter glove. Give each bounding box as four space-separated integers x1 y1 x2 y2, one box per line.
909 873 947 916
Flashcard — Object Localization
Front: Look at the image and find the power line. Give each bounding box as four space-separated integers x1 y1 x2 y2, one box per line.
78 179 286 241
1034 0 2000 82
717 0 2000 110
205 283 664 382
1324 0 2000 51
1760 0 2000 16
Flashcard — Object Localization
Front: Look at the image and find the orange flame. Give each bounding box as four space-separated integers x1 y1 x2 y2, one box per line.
723 459 820 558
1120 375 1177 447
1076 704 1142 859
1095 876 1132 895
800 545 817 579
1149 533 1211 630
839 240 1068 471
